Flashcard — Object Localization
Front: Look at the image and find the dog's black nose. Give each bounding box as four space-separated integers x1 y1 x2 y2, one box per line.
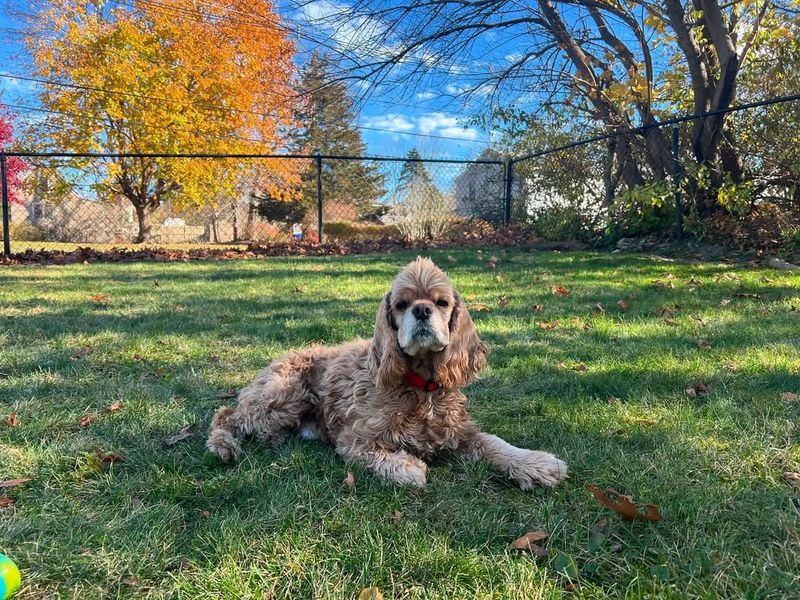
412 304 433 320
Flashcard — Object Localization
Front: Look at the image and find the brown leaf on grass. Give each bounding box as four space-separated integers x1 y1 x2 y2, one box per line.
106 402 123 413
469 303 491 312
79 413 95 428
446 255 457 263
0 478 32 489
592 302 605 314
390 509 402 528
686 383 711 398
163 423 197 447
487 259 497 270
123 576 139 587
152 367 165 378
343 471 355 489
358 588 384 600
538 320 560 330
175 304 186 312
509 530 549 556
586 485 663 522
70 346 94 360
4 413 18 427
664 318 677 326
695 317 708 326
498 295 509 308
93 449 125 464
292 286 304 294
697 339 711 349
551 285 570 296
783 472 800 492
735 293 760 299
607 396 620 405
0 496 15 508
653 279 675 289
573 363 587 373
720 298 732 307
781 392 798 401
216 389 238 400
616 299 630 311
532 304 544 313
90 294 109 305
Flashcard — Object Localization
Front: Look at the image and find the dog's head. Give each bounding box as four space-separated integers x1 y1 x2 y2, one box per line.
369 257 488 390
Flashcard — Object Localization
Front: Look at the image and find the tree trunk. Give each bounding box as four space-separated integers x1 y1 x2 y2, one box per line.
133 203 152 243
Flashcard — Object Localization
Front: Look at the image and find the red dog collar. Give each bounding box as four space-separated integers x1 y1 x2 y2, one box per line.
403 371 439 392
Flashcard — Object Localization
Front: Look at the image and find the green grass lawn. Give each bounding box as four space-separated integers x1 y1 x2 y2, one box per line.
1 250 798 599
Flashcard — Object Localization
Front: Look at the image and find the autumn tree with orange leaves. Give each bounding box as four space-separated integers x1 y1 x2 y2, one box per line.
25 0 298 242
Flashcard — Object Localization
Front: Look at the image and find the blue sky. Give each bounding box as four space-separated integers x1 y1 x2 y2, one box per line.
0 0 506 160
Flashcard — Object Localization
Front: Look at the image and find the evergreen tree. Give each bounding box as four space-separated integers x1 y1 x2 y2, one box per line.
397 148 433 193
292 52 384 216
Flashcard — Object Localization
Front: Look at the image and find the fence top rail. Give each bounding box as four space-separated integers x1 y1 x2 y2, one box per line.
511 92 800 164
0 150 505 165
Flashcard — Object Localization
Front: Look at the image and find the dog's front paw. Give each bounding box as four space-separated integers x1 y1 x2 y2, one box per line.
511 450 568 489
383 454 428 487
207 428 242 463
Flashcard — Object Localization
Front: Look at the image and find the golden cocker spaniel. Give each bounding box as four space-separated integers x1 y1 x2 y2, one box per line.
207 257 567 488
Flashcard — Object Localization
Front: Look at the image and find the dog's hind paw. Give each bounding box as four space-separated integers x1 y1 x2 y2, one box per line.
512 450 568 489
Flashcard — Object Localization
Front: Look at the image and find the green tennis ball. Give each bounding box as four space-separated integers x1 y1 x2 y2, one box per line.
0 553 21 600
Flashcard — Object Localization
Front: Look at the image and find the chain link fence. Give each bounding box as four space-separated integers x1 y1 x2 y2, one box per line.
2 94 800 256
1 152 507 254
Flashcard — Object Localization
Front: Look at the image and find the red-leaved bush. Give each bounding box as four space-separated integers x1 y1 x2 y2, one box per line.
0 108 27 205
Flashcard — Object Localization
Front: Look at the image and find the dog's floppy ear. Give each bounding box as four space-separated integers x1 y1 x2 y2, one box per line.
434 290 488 389
368 292 406 391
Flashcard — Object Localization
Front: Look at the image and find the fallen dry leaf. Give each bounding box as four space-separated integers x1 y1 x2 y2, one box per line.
781 392 798 401
551 285 570 296
446 255 457 263
4 413 18 427
586 485 663 522
653 279 675 289
79 414 95 428
90 294 109 305
199 509 211 518
685 383 711 398
538 320 560 330
592 302 605 314
70 347 94 360
664 318 677 326
735 293 760 299
697 339 711 349
720 298 732 307
0 479 31 489
573 363 587 373
343 471 355 489
358 588 384 600
216 389 238 400
509 531 549 557
163 423 197 447
487 259 497 269
292 286 304 294
498 295 509 308
175 304 186 312
123 576 139 587
93 449 125 464
0 496 15 508
783 472 800 492
616 299 631 311
607 396 620 405
106 402 123 413
469 303 491 312
532 304 544 313
390 509 402 528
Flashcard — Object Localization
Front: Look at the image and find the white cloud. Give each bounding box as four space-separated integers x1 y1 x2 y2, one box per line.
445 83 466 95
417 112 459 135
362 113 415 132
504 52 523 64
438 126 479 140
415 91 436 101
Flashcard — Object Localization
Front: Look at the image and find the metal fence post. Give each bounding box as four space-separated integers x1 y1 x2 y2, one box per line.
1 153 10 257
503 157 514 225
671 125 683 242
314 149 323 243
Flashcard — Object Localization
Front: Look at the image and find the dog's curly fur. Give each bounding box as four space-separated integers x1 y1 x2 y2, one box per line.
207 257 567 488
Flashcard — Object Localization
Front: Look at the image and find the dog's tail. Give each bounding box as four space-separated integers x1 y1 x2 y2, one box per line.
206 406 244 462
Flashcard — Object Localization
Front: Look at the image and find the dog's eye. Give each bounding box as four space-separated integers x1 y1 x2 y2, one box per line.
436 299 449 307
395 301 408 310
